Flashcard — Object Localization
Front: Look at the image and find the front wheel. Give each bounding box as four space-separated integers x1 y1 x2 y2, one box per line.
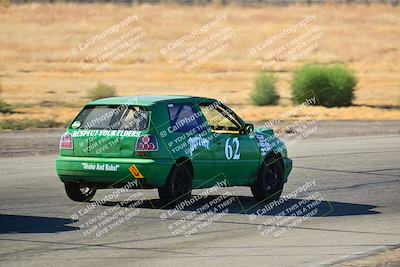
158 164 192 205
251 158 284 202
64 182 96 202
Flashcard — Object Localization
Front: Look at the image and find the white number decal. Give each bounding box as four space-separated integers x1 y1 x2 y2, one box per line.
225 137 240 160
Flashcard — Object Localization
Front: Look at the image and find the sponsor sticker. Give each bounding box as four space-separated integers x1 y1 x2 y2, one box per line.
82 163 120 171
129 164 144 179
71 130 140 138
187 136 210 156
255 134 271 157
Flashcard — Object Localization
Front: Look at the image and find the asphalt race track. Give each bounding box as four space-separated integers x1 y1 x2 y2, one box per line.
0 135 399 267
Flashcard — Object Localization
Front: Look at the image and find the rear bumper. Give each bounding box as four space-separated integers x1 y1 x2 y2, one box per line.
55 156 172 187
283 157 293 182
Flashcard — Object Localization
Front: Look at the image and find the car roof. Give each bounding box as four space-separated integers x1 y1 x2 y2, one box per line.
87 95 217 106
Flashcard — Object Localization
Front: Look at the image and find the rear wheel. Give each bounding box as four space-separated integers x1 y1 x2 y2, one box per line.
64 182 96 202
251 158 284 202
158 164 192 205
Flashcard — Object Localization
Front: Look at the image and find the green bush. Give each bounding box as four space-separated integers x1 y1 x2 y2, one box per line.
87 83 117 100
0 82 13 114
291 64 357 107
250 73 279 106
0 101 13 114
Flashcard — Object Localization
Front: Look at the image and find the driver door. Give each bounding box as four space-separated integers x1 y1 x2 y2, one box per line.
199 103 260 185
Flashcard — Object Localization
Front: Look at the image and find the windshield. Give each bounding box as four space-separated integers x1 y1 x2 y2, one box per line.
71 105 149 131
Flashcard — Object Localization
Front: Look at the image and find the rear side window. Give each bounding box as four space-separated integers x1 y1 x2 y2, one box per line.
168 103 202 132
72 105 149 131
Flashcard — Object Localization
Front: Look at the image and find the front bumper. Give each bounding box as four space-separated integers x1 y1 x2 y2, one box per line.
283 157 293 182
55 156 172 187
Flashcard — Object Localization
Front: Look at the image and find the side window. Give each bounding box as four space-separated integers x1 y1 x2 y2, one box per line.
168 103 202 132
199 103 242 133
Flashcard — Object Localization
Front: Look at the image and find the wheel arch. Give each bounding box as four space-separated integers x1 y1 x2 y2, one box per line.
262 152 285 175
251 152 286 202
172 157 194 177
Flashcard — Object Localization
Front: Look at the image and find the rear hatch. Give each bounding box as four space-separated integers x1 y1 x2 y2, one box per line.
67 105 150 158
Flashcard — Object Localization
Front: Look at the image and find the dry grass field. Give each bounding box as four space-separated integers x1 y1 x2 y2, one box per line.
0 3 399 128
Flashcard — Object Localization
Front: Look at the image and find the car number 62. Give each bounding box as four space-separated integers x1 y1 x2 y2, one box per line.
225 137 240 160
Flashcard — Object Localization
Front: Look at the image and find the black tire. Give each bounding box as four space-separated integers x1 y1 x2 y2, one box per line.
64 182 96 202
251 158 284 202
158 164 192 205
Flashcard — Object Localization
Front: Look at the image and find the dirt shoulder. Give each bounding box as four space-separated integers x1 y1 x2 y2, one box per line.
335 247 400 267
0 120 398 158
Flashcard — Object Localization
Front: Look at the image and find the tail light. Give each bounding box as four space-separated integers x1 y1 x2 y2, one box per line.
135 135 158 151
60 132 73 149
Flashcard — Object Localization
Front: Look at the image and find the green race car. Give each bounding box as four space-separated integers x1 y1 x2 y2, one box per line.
56 96 292 204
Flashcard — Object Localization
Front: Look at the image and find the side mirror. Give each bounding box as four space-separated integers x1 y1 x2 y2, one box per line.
245 123 254 134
